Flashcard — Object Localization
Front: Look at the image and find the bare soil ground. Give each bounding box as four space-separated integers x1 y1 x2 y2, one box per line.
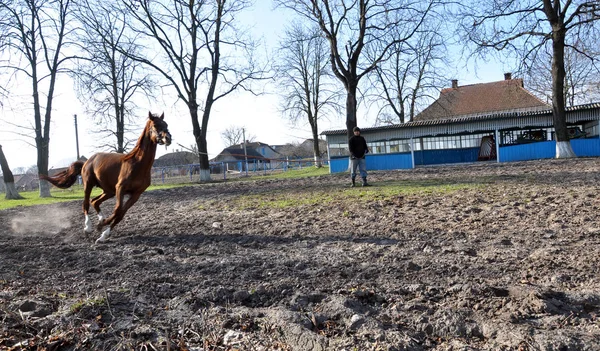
1 158 600 351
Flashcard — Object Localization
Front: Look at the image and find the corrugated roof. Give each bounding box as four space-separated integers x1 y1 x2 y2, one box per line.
321 102 600 135
217 148 265 160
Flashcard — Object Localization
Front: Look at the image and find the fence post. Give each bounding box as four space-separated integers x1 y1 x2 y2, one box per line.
263 161 266 175
223 162 226 181
161 168 165 184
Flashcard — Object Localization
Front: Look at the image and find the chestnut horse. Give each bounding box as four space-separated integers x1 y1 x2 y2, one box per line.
40 112 172 243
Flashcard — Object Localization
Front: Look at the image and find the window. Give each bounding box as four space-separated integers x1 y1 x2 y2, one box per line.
501 129 549 145
417 134 493 150
368 141 386 154
389 140 411 153
328 143 348 156
586 123 599 137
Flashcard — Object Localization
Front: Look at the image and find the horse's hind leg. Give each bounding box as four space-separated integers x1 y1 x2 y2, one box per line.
96 191 141 244
91 192 114 224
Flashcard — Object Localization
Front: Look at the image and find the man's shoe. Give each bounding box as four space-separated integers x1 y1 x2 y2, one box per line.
362 182 371 187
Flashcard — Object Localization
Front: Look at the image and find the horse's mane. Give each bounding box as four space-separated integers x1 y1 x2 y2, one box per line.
122 116 154 161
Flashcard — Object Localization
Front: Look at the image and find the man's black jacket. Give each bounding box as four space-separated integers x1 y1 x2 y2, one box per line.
348 135 368 159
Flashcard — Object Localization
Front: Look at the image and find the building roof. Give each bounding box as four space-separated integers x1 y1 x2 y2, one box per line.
230 141 276 150
413 75 549 121
154 151 198 167
321 102 600 136
214 148 266 161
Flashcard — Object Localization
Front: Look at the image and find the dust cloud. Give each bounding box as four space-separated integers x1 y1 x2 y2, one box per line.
9 207 73 236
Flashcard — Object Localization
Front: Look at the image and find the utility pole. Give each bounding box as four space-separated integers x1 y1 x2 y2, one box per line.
74 114 80 159
242 128 248 176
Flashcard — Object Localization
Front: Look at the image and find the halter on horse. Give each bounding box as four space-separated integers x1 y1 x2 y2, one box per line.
40 112 172 243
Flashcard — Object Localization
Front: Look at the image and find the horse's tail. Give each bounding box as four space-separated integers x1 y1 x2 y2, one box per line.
39 161 84 189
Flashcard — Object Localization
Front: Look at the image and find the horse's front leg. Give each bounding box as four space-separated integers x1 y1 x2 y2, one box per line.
96 192 142 244
83 184 95 233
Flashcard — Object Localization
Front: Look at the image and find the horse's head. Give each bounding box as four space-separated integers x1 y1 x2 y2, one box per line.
148 112 172 146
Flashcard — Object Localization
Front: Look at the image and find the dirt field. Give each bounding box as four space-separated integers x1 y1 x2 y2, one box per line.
1 158 600 350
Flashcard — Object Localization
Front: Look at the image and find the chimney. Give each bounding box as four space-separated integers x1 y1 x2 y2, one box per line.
451 79 458 89
504 72 512 80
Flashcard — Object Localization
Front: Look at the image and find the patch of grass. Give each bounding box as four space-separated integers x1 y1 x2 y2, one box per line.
252 166 330 180
229 179 484 210
69 296 106 313
0 183 185 211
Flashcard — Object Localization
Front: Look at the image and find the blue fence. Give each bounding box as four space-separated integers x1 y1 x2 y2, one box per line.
368 152 413 170
414 148 480 166
499 138 600 162
330 157 349 173
330 148 480 173
572 138 600 157
498 141 555 162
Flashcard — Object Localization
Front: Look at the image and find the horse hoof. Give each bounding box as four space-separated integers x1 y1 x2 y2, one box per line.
84 215 93 233
95 228 111 244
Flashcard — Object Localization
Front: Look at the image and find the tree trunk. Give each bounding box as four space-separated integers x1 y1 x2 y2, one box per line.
345 82 358 139
197 131 210 181
32 60 52 197
189 102 211 182
0 145 24 200
551 26 576 158
36 136 52 197
199 104 212 182
311 124 322 168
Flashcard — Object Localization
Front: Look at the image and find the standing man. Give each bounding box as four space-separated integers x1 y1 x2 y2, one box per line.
348 126 370 187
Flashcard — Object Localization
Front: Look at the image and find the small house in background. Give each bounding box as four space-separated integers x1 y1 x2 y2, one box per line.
323 74 600 173
154 150 198 167
15 174 40 191
151 150 200 181
0 173 39 192
227 141 281 161
211 145 271 173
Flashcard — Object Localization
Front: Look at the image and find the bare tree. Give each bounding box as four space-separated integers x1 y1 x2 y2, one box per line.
72 0 156 153
372 21 451 125
276 139 327 160
123 0 268 181
459 0 600 158
276 0 439 138
221 125 255 147
525 41 600 106
0 0 76 197
275 22 339 167
13 166 27 175
26 164 38 175
0 145 24 199
176 143 200 159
